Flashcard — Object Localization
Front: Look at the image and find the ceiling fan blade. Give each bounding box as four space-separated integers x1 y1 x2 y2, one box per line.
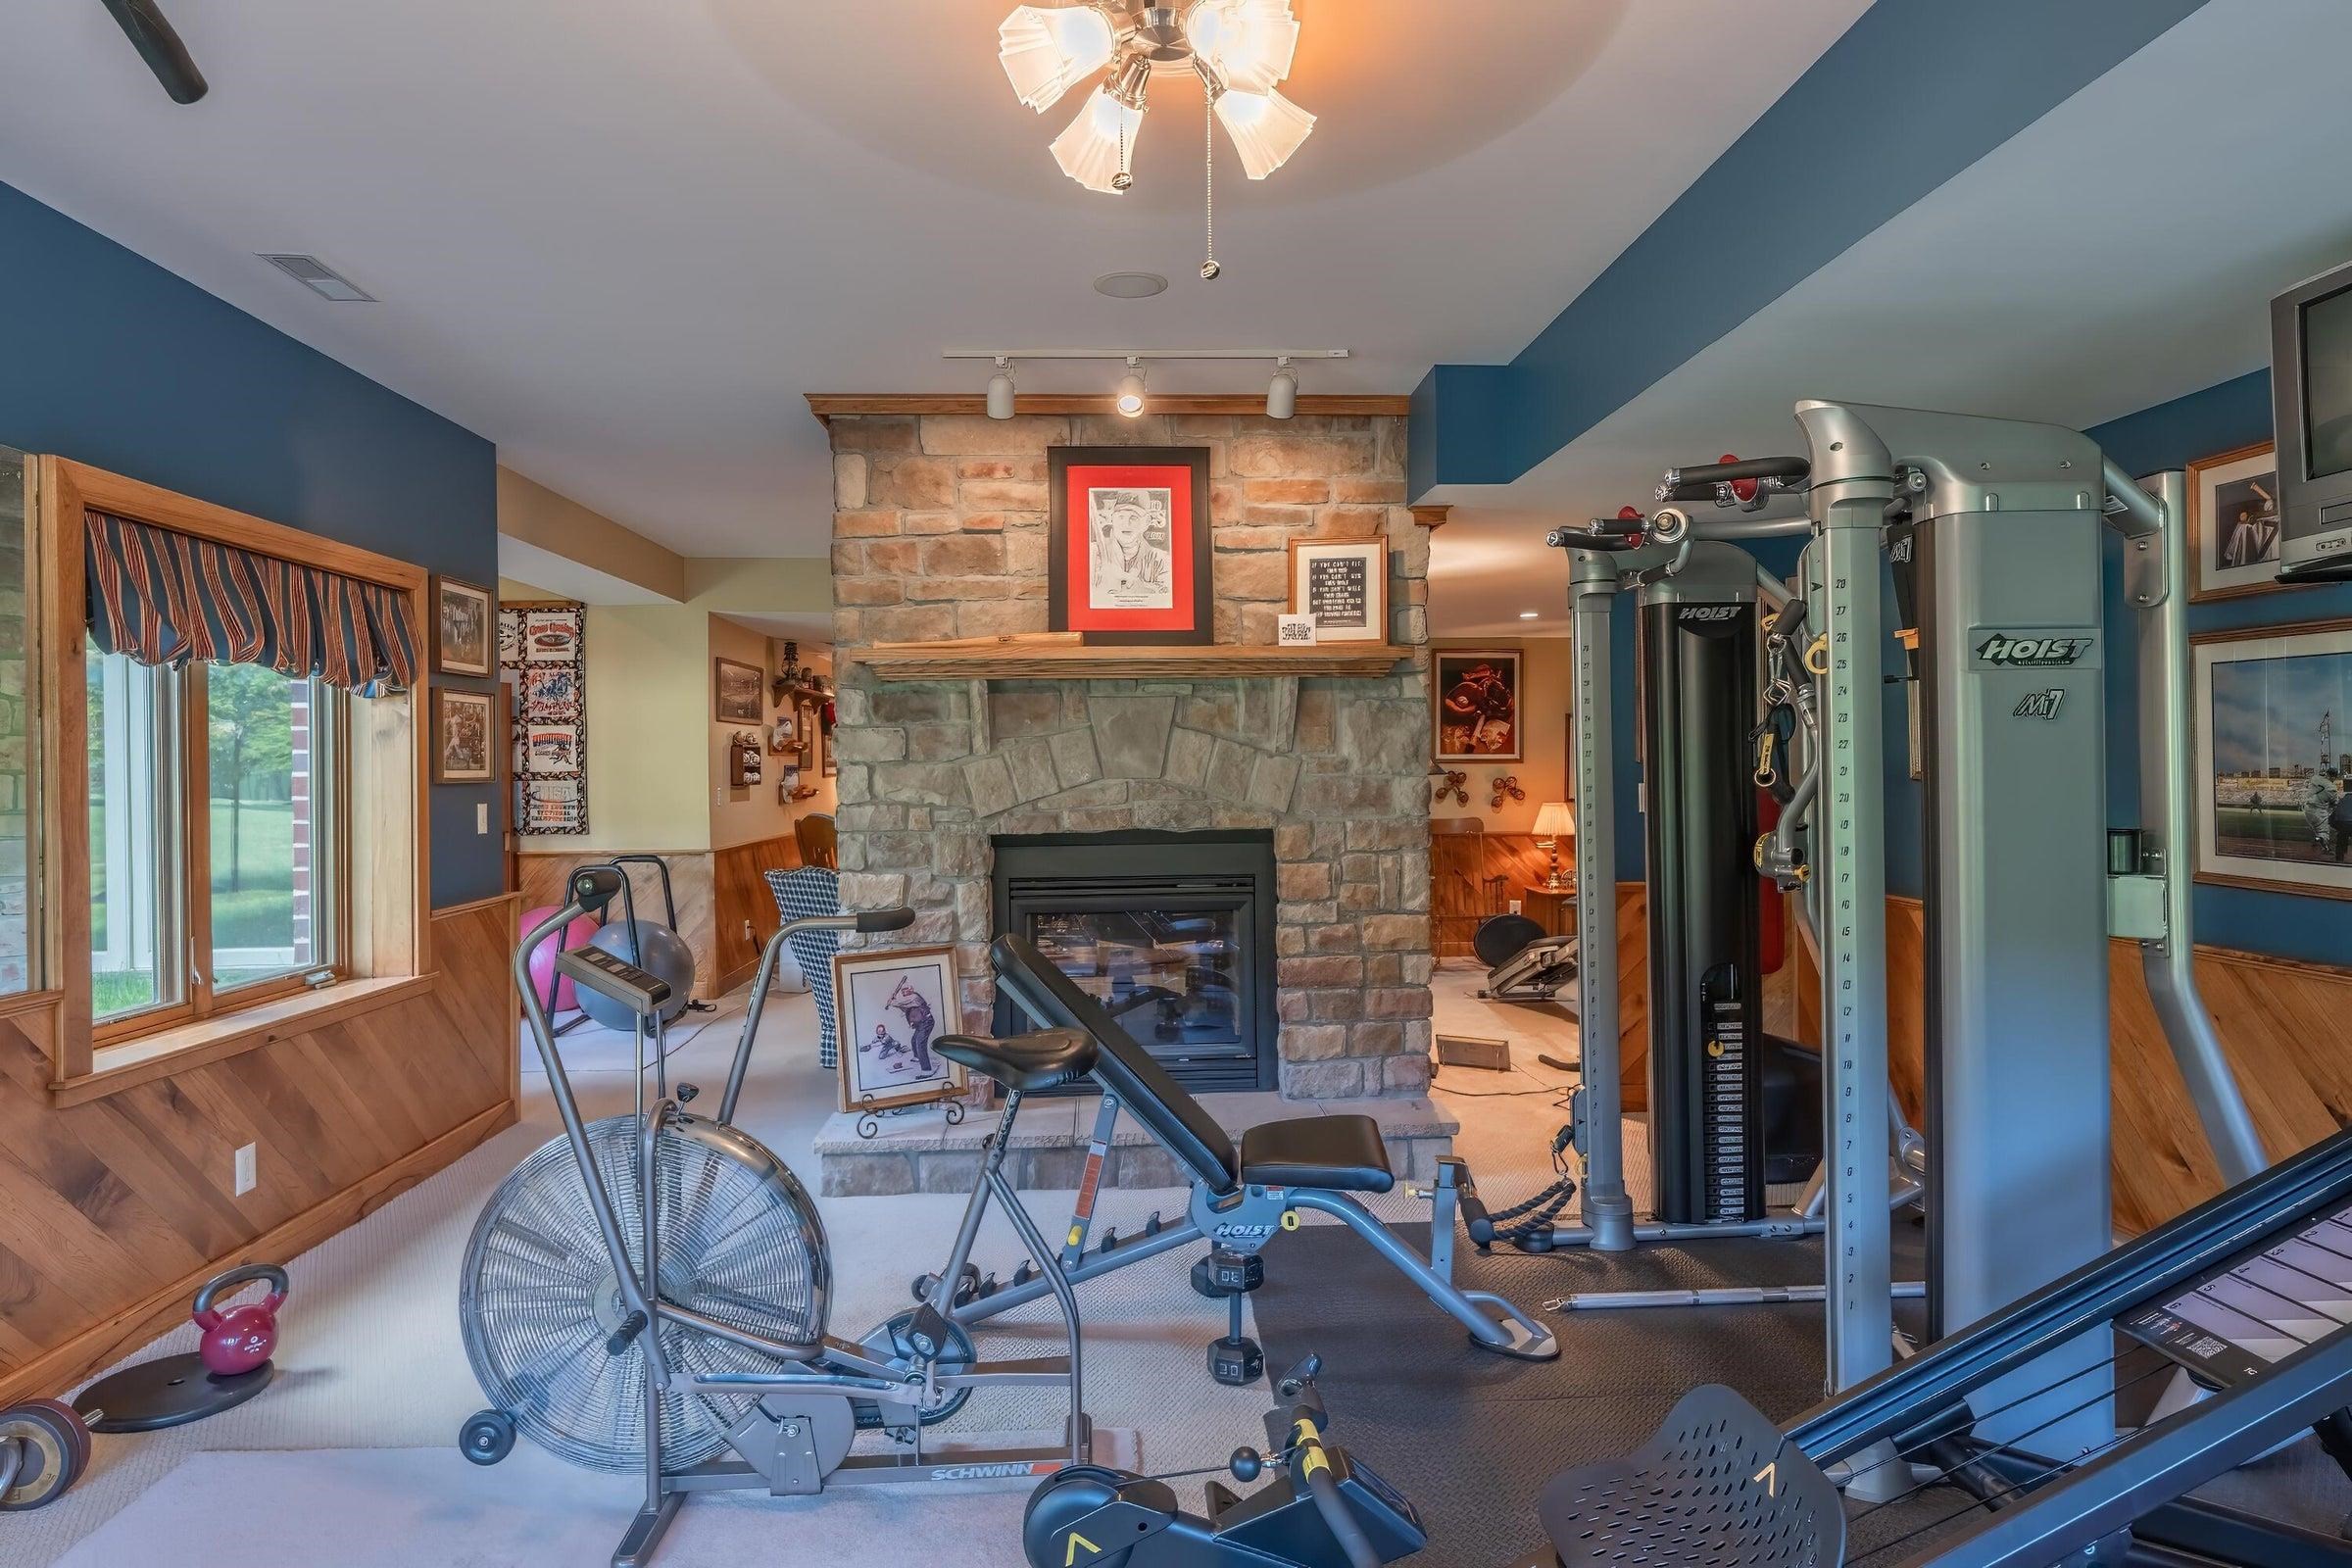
98 0 208 104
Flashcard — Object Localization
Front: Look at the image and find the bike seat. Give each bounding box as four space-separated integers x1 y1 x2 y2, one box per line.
934 1028 1098 1093
1239 1114 1394 1193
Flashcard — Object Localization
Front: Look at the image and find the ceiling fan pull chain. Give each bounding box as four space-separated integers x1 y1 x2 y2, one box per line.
1201 95 1221 280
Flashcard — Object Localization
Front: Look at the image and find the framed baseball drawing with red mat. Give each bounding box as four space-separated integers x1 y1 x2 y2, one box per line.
1048 446 1213 645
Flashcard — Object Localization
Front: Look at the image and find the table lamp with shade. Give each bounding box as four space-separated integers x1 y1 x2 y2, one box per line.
1533 800 1575 892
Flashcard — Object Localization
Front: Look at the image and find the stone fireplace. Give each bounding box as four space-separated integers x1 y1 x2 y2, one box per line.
824 410 1436 1140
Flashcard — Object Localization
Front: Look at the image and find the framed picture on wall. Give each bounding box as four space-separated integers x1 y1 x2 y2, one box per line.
833 946 967 1115
432 576 494 676
1286 537 1389 644
714 656 764 723
1049 446 1214 646
1434 650 1523 762
2189 441 2300 602
2192 616 2352 901
434 689 495 783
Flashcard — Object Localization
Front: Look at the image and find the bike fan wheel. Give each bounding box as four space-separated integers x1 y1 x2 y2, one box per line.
459 1113 831 1473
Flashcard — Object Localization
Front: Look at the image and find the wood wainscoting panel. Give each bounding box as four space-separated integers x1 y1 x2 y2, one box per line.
1430 830 1559 958
517 852 719 997
1780 894 2352 1236
713 834 808 993
0 895 519 1405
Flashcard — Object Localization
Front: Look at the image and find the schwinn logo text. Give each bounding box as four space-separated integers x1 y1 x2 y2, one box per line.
1976 633 2094 667
2013 690 2066 720
928 1462 1055 1482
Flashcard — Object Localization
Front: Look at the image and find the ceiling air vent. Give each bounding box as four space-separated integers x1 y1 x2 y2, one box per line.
258 254 375 302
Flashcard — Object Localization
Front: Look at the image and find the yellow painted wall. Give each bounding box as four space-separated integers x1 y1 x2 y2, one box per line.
503 578 712 853
1430 638 1573 832
708 621 838 851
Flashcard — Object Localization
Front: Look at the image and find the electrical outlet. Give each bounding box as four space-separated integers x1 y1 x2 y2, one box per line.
233 1143 257 1196
476 802 490 833
714 784 726 808
1507 900 1523 915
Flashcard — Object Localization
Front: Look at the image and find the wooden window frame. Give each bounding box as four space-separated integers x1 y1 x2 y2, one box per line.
36 458 430 1085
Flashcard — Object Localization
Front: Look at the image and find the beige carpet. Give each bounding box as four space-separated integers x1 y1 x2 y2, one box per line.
10 975 1594 1567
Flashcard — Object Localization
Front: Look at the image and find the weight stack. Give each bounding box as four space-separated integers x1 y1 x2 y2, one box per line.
1637 545 1764 1227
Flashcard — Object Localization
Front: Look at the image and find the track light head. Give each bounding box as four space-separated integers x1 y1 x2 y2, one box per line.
1114 361 1148 417
987 358 1017 419
1266 359 1298 419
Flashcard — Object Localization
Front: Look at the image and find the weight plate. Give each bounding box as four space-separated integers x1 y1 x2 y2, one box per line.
0 1403 84 1510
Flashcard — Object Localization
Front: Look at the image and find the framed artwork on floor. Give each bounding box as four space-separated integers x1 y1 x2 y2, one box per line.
432 576 494 676
714 656 764 723
434 689 495 783
833 946 967 1114
1049 446 1213 645
2189 441 2301 602
1434 649 1522 762
1286 536 1389 644
2192 616 2352 900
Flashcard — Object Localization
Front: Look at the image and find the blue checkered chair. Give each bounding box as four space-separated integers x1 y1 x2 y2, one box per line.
765 865 844 1068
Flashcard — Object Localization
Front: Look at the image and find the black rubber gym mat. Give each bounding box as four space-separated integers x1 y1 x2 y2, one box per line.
1250 1219 1942 1566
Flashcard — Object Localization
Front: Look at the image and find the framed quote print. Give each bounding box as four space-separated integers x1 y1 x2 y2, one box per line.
1048 446 1214 645
1286 537 1389 644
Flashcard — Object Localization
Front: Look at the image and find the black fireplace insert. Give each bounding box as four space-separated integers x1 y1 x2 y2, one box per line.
991 830 1277 1094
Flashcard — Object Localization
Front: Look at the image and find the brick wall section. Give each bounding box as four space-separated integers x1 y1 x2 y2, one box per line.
828 412 1435 1100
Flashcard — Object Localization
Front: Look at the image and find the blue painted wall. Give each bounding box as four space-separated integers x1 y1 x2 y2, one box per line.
1410 0 2211 499
2087 369 2352 966
0 179 502 907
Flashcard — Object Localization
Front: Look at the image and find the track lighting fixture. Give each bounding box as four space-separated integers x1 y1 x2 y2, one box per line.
1266 358 1297 419
1115 360 1149 417
948 348 1347 418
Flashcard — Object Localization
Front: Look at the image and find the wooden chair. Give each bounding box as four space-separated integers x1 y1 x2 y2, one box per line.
795 811 838 870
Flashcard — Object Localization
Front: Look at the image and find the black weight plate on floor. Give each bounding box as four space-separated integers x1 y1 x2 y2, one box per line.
1473 914 1546 970
1249 1219 1938 1568
74 1352 273 1433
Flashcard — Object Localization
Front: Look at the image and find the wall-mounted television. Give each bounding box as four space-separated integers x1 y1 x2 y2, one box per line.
2271 258 2352 580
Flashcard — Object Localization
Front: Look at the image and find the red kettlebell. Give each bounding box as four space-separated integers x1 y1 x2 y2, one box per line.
192 1264 288 1378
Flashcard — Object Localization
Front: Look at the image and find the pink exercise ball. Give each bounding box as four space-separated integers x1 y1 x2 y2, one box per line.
520 906 602 1013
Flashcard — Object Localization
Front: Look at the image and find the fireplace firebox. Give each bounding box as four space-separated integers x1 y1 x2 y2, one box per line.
991 830 1278 1093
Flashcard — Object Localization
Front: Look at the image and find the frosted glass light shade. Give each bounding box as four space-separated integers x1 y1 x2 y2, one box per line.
1051 85 1145 192
1214 87 1315 179
1000 4 1116 112
1188 0 1299 96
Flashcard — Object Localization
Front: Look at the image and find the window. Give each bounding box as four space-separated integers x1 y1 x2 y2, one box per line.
88 650 344 1038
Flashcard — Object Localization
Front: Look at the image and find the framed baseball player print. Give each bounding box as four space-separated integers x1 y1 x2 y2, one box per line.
1049 446 1214 645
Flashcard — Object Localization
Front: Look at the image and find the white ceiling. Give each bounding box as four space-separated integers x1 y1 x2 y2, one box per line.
0 0 1868 557
1427 0 2352 638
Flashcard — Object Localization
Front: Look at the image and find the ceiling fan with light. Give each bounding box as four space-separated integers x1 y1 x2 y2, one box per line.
999 1 1313 277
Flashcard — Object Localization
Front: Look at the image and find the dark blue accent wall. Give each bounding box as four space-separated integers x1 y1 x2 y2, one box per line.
0 179 502 907
2087 369 2352 967
1410 0 2211 500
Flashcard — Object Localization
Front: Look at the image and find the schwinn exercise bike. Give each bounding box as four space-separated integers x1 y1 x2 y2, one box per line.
458 866 1111 1568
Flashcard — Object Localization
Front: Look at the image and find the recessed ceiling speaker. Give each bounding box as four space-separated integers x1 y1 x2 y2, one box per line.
1094 271 1169 299
1266 362 1298 419
99 0 208 104
987 359 1017 419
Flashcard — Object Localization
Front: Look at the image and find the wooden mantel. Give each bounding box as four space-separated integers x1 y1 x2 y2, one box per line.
852 636 1410 753
853 640 1407 682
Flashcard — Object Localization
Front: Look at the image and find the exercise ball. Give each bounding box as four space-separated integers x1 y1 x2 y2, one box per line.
577 920 696 1029
520 906 601 1013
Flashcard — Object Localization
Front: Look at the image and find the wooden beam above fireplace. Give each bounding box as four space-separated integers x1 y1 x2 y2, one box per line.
853 641 1408 682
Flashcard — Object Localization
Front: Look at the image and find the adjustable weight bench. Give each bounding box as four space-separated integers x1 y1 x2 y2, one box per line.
944 933 1556 1375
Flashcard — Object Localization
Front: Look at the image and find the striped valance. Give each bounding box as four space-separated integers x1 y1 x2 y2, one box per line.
84 510 419 697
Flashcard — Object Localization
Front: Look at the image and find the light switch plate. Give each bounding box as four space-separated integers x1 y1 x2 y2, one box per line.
476 802 489 833
234 1143 257 1196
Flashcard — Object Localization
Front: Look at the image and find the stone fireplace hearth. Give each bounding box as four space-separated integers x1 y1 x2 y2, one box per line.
815 409 1446 1192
